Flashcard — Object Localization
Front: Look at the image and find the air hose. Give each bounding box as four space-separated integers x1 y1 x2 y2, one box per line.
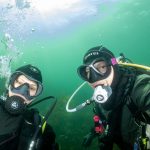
28 96 57 150
66 82 93 112
118 62 150 71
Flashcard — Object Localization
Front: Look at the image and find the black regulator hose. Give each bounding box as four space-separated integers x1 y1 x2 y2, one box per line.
27 96 55 108
28 96 57 150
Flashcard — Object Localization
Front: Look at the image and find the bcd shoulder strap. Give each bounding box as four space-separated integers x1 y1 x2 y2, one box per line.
126 96 150 124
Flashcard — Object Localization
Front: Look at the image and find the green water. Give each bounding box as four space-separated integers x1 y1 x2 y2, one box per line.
0 0 150 149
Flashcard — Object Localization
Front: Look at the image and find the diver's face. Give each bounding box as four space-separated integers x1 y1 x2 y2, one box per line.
9 75 38 104
89 66 114 88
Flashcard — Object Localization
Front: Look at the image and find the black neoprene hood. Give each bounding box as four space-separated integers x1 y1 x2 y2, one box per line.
83 45 115 65
15 64 42 83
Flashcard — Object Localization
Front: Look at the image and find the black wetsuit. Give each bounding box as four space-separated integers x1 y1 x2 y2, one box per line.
0 101 22 150
95 69 150 150
0 102 58 150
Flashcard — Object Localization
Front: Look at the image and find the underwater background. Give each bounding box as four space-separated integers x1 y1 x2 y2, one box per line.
0 0 150 149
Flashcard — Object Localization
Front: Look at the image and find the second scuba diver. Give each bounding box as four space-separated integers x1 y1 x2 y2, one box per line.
0 64 59 150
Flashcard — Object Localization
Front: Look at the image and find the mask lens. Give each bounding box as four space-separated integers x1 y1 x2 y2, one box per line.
28 83 38 96
77 65 90 81
10 73 43 100
34 83 43 97
93 60 108 74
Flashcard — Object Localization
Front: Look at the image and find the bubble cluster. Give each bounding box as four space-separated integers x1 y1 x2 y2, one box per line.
0 55 11 78
15 0 31 10
0 33 23 79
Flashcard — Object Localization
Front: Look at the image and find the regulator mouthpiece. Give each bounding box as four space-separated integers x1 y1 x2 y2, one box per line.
92 85 112 103
5 96 26 115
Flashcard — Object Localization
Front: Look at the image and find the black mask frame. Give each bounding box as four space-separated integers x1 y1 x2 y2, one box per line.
77 58 112 83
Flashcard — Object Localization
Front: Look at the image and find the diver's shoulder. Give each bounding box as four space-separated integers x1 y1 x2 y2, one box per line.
132 73 150 91
135 73 150 83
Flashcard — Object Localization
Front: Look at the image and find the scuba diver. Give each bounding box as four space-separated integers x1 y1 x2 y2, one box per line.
71 45 150 149
0 64 59 150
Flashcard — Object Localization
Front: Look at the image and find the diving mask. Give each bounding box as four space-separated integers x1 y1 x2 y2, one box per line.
77 58 111 83
9 73 43 100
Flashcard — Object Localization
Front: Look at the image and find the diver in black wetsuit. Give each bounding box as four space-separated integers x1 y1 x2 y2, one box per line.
77 46 150 150
0 64 58 150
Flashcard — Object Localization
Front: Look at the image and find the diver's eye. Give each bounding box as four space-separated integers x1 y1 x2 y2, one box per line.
30 86 35 91
96 65 107 74
29 85 37 96
93 61 108 74
14 79 24 88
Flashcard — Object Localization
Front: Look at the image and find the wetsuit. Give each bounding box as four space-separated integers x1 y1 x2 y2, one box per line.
96 68 150 150
0 101 58 150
